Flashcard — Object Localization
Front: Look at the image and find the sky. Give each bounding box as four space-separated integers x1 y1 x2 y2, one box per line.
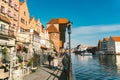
27 0 120 48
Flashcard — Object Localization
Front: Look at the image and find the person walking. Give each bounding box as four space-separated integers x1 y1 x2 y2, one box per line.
62 52 70 80
62 52 69 73
53 54 58 70
48 53 53 68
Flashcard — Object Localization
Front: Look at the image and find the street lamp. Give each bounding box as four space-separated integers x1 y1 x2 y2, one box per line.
22 52 26 74
9 51 14 80
67 21 72 80
67 21 72 56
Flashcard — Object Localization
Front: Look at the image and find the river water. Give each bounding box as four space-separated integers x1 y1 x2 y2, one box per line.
72 54 120 80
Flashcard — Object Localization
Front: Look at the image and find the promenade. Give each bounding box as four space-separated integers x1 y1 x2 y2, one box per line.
23 57 67 80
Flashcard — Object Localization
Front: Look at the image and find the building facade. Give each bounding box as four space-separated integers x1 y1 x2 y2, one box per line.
97 40 102 51
47 18 69 53
108 36 120 54
102 37 109 52
0 0 19 61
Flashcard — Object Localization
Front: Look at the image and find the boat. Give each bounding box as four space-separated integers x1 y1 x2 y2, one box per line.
81 51 92 56
98 51 105 54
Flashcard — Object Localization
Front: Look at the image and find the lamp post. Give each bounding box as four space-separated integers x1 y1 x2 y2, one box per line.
67 21 72 80
9 52 14 80
22 52 26 74
67 22 71 57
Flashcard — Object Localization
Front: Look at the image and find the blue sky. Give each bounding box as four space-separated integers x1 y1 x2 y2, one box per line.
27 0 120 48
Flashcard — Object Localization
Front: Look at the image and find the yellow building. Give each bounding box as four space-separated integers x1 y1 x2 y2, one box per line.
16 0 31 60
29 17 41 53
18 0 30 32
0 0 19 36
0 0 19 61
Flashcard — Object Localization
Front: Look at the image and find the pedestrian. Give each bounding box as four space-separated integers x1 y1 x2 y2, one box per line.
62 52 69 73
48 53 54 68
53 54 58 70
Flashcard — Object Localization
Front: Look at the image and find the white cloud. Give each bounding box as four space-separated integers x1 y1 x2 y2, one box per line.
72 24 120 36
68 24 120 48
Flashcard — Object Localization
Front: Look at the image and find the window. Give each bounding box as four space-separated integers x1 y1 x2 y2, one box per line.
7 10 11 17
1 6 5 14
20 28 26 32
8 10 13 18
9 0 14 7
13 14 18 21
0 24 6 32
14 4 17 11
24 11 26 16
21 18 25 24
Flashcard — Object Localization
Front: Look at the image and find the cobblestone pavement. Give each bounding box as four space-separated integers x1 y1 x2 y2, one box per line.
23 58 67 80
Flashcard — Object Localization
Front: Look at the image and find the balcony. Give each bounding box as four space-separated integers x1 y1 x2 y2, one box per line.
0 29 8 35
8 29 15 38
0 28 15 40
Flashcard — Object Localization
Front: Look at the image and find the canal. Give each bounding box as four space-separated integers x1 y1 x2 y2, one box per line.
72 53 120 80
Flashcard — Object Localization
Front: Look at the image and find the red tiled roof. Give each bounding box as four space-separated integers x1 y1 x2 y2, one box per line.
105 37 109 41
112 36 120 42
47 24 59 33
47 18 69 24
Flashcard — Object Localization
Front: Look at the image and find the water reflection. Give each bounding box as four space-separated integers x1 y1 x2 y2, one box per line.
99 55 116 66
72 54 120 80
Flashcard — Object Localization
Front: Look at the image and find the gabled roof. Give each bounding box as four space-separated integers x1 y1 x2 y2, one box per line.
30 16 34 21
111 36 120 42
46 24 59 33
47 18 69 24
104 37 109 41
103 37 109 42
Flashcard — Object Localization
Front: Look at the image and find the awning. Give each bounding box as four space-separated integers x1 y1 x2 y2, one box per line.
41 45 47 50
0 14 11 24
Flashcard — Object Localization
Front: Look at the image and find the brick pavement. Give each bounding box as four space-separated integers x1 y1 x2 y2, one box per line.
23 58 67 80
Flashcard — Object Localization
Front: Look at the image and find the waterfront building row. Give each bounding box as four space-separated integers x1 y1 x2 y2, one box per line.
0 0 70 79
98 36 120 54
0 0 53 62
0 0 69 60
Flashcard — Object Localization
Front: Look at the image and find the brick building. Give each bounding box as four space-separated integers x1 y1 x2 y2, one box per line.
47 18 69 53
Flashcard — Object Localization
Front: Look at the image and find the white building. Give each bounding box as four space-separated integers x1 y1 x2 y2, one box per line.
108 36 120 54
